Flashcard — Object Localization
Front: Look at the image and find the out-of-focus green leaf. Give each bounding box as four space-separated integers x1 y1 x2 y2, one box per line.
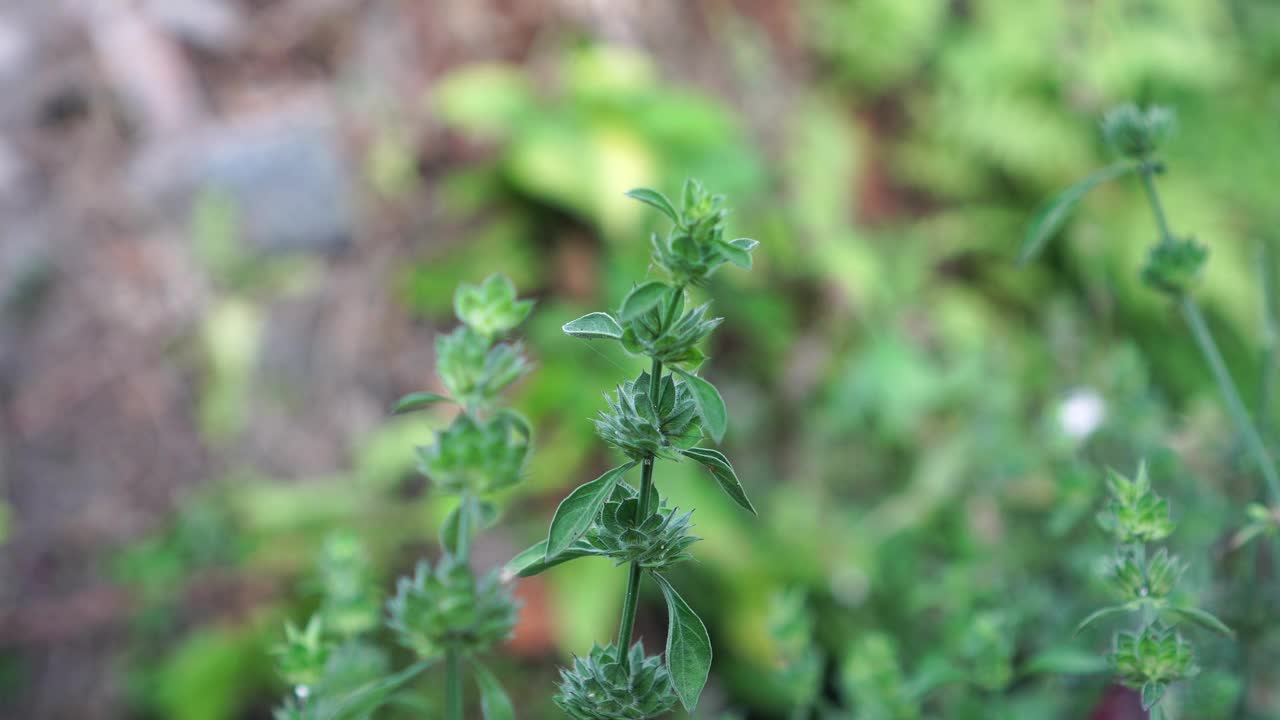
1019 162 1133 265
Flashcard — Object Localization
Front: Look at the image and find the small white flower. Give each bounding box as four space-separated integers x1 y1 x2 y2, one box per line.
1058 388 1106 440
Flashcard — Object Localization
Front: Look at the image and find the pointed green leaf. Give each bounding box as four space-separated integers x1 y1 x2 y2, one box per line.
1019 162 1133 265
562 312 623 340
729 237 758 253
1074 603 1136 635
676 370 727 442
390 391 451 414
1162 605 1234 637
653 573 712 712
717 239 752 269
680 447 756 515
625 188 679 222
619 281 669 322
546 462 636 558
505 538 605 577
471 659 515 720
316 660 434 720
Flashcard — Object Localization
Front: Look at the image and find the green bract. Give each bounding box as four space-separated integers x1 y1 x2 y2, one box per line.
317 534 382 638
1096 465 1173 544
595 371 702 460
619 287 721 367
435 327 528 410
1111 624 1198 707
453 274 534 339
416 411 529 494
639 179 758 286
584 483 699 570
271 616 330 688
1140 237 1209 295
554 642 678 720
387 557 519 659
1102 104 1175 159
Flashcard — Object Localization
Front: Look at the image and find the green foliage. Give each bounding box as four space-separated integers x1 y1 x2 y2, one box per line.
1140 237 1209 295
386 557 519 659
1077 464 1231 714
518 180 756 715
269 276 534 720
594 372 703 461
554 643 678 720
415 412 530 495
1102 104 1176 160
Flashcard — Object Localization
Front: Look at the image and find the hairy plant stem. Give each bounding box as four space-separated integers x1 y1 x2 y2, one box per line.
445 493 473 720
616 358 664 668
1136 162 1280 506
445 649 463 720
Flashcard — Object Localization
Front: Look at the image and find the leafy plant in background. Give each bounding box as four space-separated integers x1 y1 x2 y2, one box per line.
1075 464 1232 718
507 180 758 718
1022 104 1280 717
270 275 534 720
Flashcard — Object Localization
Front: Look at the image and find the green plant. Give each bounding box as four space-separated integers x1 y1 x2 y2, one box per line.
269 275 534 720
1022 103 1279 516
507 179 759 718
1075 464 1233 718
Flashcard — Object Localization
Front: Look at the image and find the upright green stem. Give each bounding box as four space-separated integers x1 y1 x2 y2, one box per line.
445 649 463 720
1138 164 1173 242
1179 295 1280 505
1136 162 1280 506
616 358 664 667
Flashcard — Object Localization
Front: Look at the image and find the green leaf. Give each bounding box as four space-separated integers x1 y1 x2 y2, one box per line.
316 660 433 720
653 573 712 712
505 538 605 577
1019 162 1133 265
717 239 752 269
729 237 758 253
676 370 727 442
618 281 669 322
390 391 451 414
471 659 514 720
563 312 623 340
546 462 636 558
625 188 679 223
1162 605 1235 637
680 447 756 515
1141 681 1166 711
1074 603 1136 635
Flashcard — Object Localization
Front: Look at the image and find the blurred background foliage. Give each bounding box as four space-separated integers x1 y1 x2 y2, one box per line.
3 0 1280 718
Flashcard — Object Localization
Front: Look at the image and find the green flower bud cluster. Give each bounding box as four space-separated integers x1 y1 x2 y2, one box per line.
631 179 759 287
620 287 722 367
271 616 330 688
1096 465 1173 544
316 533 382 638
583 483 698 570
416 411 529 495
1140 236 1208 295
554 642 678 720
387 556 518 660
1102 104 1175 160
1077 463 1231 714
595 371 702 461
1111 624 1199 709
